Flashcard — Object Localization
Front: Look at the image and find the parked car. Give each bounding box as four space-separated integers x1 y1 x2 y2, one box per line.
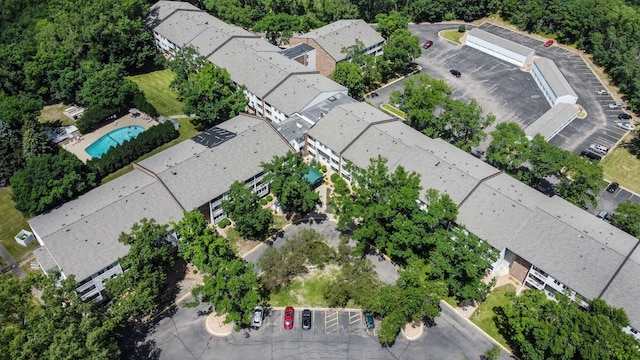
450 69 461 78
618 122 635 131
589 143 609 155
607 182 619 193
284 306 294 329
580 150 602 161
597 210 608 219
608 103 625 109
618 112 632 120
252 306 264 328
544 39 554 47
422 40 433 49
302 309 311 330
364 312 375 330
597 89 609 95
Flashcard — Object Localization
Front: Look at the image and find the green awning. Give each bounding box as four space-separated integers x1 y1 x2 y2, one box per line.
303 166 323 186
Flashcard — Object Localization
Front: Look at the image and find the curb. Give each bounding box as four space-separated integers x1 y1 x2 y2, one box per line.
205 313 234 337
401 322 423 341
440 301 516 357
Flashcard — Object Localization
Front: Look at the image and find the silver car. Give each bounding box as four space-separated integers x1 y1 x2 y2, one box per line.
589 143 609 155
618 122 635 131
252 306 264 328
608 103 625 109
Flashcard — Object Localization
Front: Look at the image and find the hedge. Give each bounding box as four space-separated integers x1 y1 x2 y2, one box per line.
87 121 178 179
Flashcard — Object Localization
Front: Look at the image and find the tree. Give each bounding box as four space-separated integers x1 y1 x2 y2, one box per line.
10 150 97 217
253 13 299 46
556 153 603 208
497 290 640 360
440 98 496 152
221 180 274 240
612 200 640 236
331 62 366 100
391 73 451 133
174 211 261 327
261 151 320 216
105 218 175 323
486 122 530 175
180 62 248 130
76 64 137 111
21 119 55 160
528 134 568 184
340 39 368 66
0 121 23 187
382 29 420 75
168 45 208 91
0 93 43 129
428 227 498 304
375 11 410 40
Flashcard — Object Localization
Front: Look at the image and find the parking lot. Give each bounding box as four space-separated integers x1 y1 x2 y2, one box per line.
475 23 631 155
590 182 640 218
257 308 372 337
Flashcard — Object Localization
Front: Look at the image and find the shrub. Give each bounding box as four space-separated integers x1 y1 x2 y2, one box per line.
330 173 340 182
321 165 327 173
77 105 124 134
458 24 466 33
86 121 178 179
133 92 159 117
260 198 268 205
266 195 273 202
218 218 230 228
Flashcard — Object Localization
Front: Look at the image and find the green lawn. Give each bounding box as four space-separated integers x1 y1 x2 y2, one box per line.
380 104 406 119
470 284 516 350
441 29 465 44
601 137 640 194
100 117 198 183
0 188 39 261
269 267 338 307
127 69 184 116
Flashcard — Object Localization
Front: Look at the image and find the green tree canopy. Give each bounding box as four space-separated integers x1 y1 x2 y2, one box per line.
440 98 496 152
612 200 640 237
391 73 451 133
375 11 410 40
331 61 366 100
382 29 420 75
486 122 531 175
10 150 97 217
104 218 175 323
497 290 640 360
221 180 274 240
180 62 248 130
556 152 603 208
261 151 320 217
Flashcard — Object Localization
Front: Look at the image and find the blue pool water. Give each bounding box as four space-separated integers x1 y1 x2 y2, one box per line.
85 126 145 158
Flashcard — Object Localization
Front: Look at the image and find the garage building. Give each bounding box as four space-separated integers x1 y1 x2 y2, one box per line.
530 57 578 106
525 103 579 141
465 28 534 67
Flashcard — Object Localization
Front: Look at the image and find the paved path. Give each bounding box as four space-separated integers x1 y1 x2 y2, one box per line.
0 244 25 278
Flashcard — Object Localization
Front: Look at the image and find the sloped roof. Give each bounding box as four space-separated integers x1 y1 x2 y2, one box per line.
264 74 346 116
293 20 384 62
467 28 534 58
533 57 578 101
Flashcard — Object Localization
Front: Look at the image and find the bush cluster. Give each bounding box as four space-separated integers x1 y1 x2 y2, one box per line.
87 121 178 179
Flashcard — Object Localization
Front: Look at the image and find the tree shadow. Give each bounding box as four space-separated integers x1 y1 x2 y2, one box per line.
160 256 188 307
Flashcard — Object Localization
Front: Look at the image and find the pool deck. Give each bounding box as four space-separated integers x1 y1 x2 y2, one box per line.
62 114 158 163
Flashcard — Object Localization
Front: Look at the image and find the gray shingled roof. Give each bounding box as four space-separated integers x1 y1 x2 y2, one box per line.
31 178 185 281
152 10 211 48
533 57 578 101
189 27 255 58
146 1 201 28
140 115 292 211
508 210 627 300
308 102 393 153
294 20 384 62
209 39 309 98
600 257 640 329
264 74 346 116
525 103 577 140
467 28 534 58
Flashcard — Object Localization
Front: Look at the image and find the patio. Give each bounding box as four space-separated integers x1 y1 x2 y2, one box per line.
61 113 158 163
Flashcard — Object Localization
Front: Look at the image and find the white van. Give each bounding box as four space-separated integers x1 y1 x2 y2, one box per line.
589 143 609 155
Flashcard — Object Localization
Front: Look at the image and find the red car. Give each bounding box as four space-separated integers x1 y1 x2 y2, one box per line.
422 40 433 49
544 39 554 47
283 306 294 329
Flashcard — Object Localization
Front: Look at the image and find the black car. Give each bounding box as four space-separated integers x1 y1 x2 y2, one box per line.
301 309 311 330
618 112 632 120
450 69 461 78
607 182 619 193
580 150 602 161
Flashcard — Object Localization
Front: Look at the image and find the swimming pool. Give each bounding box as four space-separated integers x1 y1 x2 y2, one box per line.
85 126 145 158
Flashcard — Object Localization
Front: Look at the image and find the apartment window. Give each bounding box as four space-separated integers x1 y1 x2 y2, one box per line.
553 280 561 286
631 328 639 335
80 284 96 296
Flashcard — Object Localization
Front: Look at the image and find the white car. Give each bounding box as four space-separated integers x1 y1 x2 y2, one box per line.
597 89 608 95
589 143 609 155
608 103 625 109
617 122 635 131
252 306 264 328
